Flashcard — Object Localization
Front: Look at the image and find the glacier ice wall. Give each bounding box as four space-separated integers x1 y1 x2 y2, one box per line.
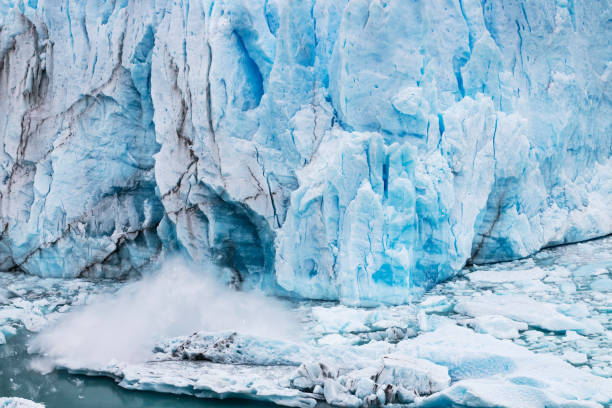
0 0 610 303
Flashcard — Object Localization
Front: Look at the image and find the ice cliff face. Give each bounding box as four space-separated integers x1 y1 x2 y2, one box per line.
0 0 610 303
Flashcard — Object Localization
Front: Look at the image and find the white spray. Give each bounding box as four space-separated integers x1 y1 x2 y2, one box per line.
31 258 298 370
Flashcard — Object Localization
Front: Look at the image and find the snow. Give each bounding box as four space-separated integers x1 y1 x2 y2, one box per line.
0 0 610 304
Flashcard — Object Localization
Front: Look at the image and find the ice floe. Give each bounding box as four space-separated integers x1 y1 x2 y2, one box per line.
0 398 44 408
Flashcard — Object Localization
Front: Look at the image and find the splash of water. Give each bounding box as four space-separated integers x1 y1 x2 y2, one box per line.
30 258 298 370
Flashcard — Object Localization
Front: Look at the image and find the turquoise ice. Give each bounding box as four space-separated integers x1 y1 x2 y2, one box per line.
0 0 610 303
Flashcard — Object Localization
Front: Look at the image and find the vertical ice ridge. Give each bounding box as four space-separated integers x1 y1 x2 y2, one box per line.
0 0 609 303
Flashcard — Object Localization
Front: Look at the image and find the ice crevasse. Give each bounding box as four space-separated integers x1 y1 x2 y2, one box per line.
0 0 610 304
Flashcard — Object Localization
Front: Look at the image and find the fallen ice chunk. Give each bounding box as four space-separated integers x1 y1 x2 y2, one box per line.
0 398 44 408
119 361 317 408
417 378 602 408
398 325 612 406
311 306 370 334
322 379 361 408
561 351 588 365
340 367 379 399
289 354 450 406
573 264 609 277
377 354 450 395
592 365 612 378
419 296 453 313
467 267 547 283
317 333 359 346
590 277 612 292
289 361 340 391
455 295 603 334
467 315 528 339
564 331 586 341
155 331 309 366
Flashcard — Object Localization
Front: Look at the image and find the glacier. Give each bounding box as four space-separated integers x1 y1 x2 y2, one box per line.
0 0 611 303
2 1 612 407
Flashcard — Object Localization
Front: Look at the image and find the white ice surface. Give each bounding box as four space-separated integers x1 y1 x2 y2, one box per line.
467 315 528 339
455 294 603 334
0 398 44 408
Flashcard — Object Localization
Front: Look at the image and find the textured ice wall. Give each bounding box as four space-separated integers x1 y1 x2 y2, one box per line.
0 0 610 303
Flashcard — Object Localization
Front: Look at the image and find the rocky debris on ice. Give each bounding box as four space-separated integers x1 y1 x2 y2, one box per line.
155 331 309 366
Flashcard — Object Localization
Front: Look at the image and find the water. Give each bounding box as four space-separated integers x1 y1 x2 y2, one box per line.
0 330 275 408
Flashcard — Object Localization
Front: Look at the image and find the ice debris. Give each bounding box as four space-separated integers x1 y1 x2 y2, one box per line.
0 398 44 408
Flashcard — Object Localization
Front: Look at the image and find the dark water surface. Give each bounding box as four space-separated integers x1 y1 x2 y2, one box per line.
0 330 275 408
